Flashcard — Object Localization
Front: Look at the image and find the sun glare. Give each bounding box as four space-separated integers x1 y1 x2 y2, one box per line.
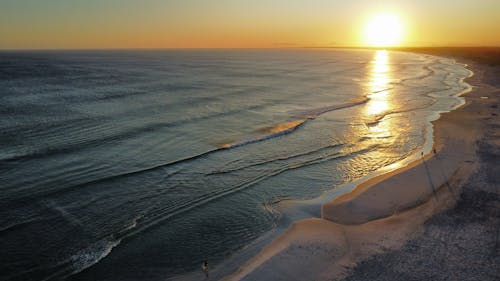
363 14 404 47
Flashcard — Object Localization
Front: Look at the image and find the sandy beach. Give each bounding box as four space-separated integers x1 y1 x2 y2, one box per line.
224 48 500 281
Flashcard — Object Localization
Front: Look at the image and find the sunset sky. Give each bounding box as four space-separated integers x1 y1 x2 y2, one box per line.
1 0 499 49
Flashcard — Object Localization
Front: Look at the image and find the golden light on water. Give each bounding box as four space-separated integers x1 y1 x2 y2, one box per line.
370 50 390 92
362 50 403 161
260 119 306 134
365 50 392 117
220 119 307 148
362 50 397 145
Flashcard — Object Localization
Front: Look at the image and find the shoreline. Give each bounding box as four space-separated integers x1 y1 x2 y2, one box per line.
222 49 498 280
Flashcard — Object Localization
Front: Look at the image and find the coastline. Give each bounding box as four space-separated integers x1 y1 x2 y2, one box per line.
222 48 499 281
341 49 500 281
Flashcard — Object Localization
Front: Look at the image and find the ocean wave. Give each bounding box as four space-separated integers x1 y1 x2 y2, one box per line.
288 97 369 118
4 98 368 204
0 146 221 205
0 102 269 163
218 98 369 151
220 119 309 149
208 142 344 175
364 89 442 126
69 239 121 277
4 237 122 281
399 64 436 84
39 214 143 281
4 117 316 204
0 216 54 236
110 147 365 246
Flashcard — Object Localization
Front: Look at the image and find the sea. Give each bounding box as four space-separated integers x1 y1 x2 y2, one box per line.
0 49 471 281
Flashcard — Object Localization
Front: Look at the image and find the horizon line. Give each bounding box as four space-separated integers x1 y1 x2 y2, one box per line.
1 45 499 52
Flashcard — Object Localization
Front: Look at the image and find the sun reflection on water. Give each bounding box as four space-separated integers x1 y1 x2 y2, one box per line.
362 50 397 144
365 50 392 117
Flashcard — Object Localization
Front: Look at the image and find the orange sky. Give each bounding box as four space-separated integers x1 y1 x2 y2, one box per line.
1 0 499 49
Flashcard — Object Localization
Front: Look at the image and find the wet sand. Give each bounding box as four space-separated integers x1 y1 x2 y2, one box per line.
225 48 500 281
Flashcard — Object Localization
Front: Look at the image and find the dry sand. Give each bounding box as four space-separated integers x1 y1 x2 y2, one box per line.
224 48 500 281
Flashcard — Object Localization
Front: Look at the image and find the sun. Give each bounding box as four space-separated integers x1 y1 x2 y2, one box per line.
363 14 404 47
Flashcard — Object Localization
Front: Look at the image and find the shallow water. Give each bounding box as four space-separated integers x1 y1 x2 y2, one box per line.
0 49 470 281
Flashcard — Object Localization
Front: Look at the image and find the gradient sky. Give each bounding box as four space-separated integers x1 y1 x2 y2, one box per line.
1 0 499 49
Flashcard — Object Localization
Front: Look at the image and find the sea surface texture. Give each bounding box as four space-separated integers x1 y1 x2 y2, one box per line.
0 49 470 281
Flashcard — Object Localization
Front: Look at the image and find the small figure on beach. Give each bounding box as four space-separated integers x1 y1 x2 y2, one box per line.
201 260 209 278
433 148 437 154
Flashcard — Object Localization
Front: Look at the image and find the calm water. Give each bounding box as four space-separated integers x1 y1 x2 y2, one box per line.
0 49 470 281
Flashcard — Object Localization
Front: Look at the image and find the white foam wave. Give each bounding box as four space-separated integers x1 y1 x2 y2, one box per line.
70 239 121 275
